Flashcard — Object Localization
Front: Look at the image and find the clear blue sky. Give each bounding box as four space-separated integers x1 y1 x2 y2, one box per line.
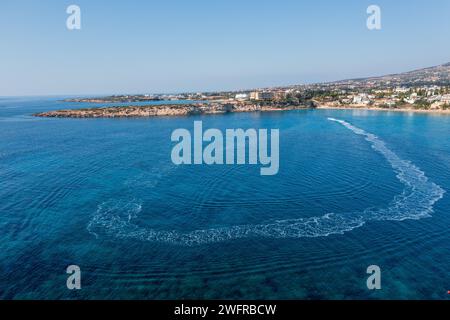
1 0 450 96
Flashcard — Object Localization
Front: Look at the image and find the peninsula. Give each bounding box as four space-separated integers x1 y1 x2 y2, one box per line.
34 102 314 118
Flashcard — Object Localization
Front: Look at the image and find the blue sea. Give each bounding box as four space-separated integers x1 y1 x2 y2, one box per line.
0 96 449 299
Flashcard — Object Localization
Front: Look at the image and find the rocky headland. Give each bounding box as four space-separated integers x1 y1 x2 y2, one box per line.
34 102 312 118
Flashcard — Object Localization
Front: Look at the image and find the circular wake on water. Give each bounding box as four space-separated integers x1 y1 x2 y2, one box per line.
87 118 445 246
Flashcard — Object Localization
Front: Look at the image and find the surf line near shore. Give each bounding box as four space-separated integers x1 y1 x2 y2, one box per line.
87 118 445 246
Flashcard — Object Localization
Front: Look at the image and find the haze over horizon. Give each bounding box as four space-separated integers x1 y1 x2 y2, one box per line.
2 60 449 98
1 0 450 96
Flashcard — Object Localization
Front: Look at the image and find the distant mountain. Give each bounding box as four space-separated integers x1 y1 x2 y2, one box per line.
331 62 450 88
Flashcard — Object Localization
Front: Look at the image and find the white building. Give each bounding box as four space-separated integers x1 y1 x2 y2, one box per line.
405 93 418 104
235 93 249 100
352 94 371 105
427 95 442 103
395 87 409 93
441 94 450 104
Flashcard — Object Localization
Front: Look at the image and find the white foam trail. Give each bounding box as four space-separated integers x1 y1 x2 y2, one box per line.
88 118 445 246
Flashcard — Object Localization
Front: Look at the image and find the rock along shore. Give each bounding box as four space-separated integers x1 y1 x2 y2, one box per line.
34 103 311 118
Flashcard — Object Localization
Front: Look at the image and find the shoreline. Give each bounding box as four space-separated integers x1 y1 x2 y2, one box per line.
316 105 450 115
33 102 450 119
33 103 311 118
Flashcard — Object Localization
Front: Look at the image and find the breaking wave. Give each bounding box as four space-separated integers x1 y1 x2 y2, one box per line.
87 118 445 246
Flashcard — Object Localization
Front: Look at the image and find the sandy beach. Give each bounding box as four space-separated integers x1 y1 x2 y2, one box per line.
317 105 450 115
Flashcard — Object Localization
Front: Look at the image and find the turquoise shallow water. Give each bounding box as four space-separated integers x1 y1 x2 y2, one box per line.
0 97 449 299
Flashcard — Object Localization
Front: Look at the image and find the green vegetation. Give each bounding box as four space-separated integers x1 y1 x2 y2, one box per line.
413 99 431 110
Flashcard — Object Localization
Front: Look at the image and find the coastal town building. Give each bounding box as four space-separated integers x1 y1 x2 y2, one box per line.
352 93 371 105
235 93 249 100
250 91 275 101
395 87 410 93
441 94 450 104
405 93 418 104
